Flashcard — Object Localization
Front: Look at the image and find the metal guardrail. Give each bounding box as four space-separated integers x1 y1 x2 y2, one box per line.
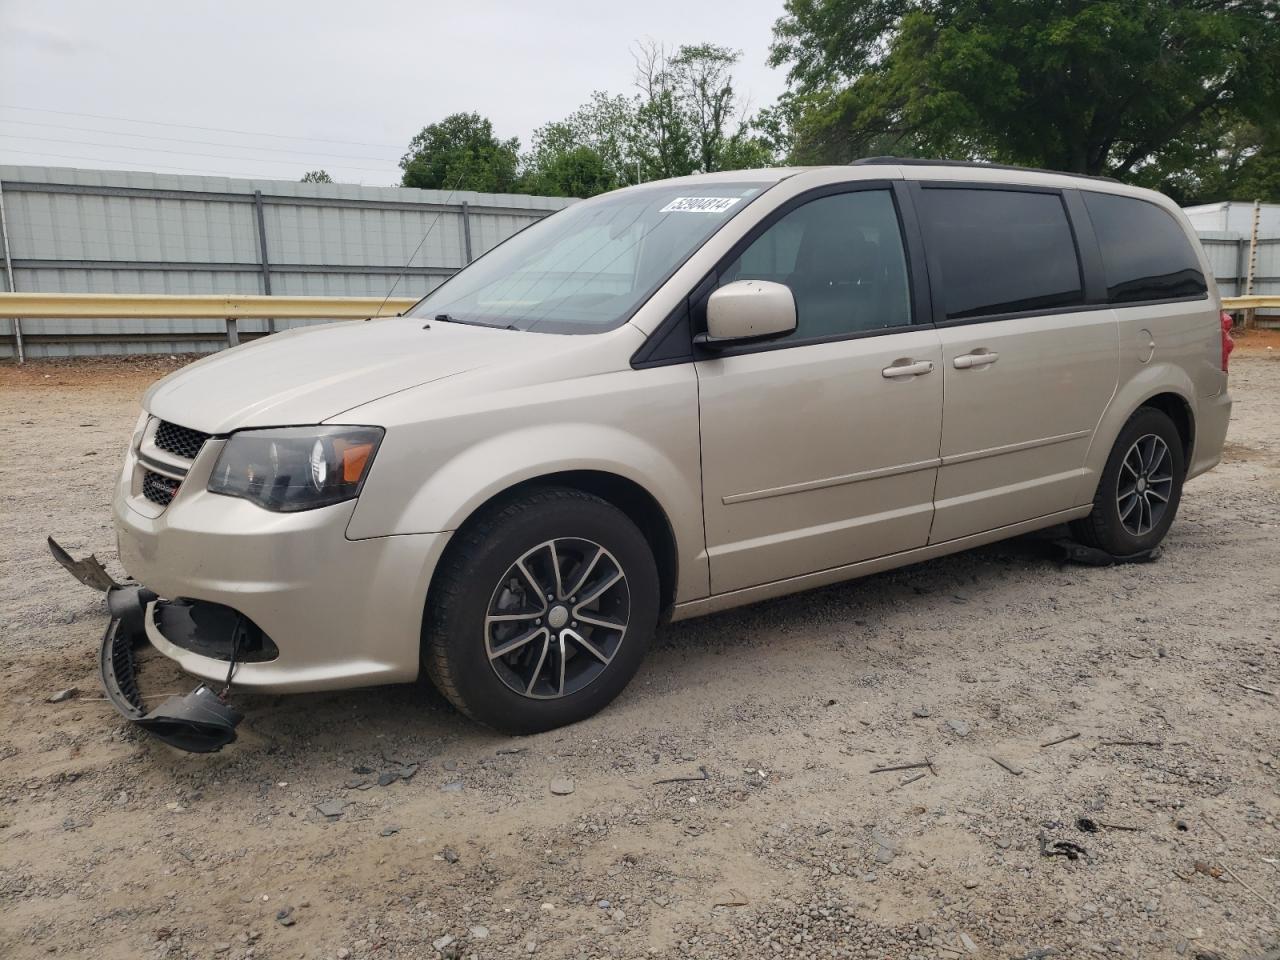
2 292 1277 363
1223 295 1280 332
1222 295 1280 310
0 292 418 319
0 292 420 361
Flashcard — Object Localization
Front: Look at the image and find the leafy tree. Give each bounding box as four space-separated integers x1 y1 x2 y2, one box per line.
717 130 778 171
1233 149 1280 203
400 113 521 192
522 41 781 197
300 169 333 183
523 143 619 197
671 43 740 173
524 94 641 194
1145 122 1280 205
632 41 699 180
769 0 1280 180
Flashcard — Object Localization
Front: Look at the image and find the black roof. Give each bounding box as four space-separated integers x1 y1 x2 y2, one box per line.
850 156 1119 184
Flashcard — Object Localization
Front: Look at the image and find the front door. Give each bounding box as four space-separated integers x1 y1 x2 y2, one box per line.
696 186 944 594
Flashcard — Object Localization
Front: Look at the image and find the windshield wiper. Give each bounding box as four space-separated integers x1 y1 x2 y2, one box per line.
434 313 518 330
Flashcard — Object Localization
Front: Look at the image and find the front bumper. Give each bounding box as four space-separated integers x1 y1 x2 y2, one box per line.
114 435 450 692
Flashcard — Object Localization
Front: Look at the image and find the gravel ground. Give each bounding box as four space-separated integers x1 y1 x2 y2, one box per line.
1 339 1278 960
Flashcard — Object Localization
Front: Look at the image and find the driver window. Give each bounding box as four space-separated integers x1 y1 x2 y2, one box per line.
721 189 911 340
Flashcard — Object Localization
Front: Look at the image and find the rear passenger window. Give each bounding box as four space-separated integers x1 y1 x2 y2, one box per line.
720 189 911 340
1083 192 1208 303
918 188 1083 320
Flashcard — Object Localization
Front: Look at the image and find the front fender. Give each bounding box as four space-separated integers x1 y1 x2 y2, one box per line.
345 366 708 602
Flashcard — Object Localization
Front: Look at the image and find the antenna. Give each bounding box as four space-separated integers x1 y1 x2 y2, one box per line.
377 168 470 318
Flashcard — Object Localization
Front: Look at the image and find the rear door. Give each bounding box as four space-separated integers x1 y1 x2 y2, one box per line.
912 183 1119 543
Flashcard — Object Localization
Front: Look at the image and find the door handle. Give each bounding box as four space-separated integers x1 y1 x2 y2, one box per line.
953 351 999 369
881 360 935 379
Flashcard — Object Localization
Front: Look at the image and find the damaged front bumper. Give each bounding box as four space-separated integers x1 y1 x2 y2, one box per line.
50 537 243 753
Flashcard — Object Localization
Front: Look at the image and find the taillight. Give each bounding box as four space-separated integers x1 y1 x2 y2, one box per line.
1220 311 1235 372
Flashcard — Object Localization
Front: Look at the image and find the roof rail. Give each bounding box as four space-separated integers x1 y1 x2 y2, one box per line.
850 156 1120 184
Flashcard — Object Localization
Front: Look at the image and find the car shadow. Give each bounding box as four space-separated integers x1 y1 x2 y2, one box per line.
200 526 1075 761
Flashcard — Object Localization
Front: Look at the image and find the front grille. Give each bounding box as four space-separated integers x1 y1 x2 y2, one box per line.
142 470 181 507
154 420 210 461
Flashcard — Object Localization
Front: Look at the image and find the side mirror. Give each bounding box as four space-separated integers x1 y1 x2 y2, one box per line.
702 280 797 346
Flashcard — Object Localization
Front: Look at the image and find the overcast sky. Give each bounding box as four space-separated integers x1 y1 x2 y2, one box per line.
0 0 791 186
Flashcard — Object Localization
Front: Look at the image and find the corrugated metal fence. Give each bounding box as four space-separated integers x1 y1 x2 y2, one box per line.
1197 231 1280 319
0 165 574 358
2 165 1276 357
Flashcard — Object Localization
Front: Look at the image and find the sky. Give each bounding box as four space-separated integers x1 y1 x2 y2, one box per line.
0 0 792 186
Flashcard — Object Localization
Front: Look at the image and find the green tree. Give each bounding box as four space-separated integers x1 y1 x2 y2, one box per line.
671 43 740 173
300 169 333 183
523 94 641 195
769 0 1280 179
521 40 784 197
1140 121 1280 205
717 130 777 171
400 113 521 192
523 142 619 197
632 40 698 180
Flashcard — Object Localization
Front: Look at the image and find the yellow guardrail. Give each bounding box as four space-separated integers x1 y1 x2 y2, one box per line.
0 292 418 319
1 290 1273 318
1222 295 1280 310
1 291 1276 363
0 292 422 361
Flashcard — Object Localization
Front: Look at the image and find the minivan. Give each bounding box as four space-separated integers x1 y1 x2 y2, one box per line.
102 159 1233 737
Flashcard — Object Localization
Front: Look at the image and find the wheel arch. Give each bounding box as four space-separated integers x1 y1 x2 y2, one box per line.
1078 365 1197 503
1139 391 1195 468
428 470 681 621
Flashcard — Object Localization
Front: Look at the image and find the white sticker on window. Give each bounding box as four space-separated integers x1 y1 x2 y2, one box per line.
659 196 742 214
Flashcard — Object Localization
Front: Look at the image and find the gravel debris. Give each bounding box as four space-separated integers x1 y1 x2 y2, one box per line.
3 347 1280 959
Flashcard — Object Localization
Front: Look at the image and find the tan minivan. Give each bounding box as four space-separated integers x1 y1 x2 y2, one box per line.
96 159 1233 740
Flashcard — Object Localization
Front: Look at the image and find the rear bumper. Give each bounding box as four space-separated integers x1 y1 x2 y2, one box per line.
113 438 450 692
1188 389 1232 480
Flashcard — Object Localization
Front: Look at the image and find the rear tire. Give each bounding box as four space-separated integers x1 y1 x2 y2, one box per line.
1070 406 1185 556
422 486 659 734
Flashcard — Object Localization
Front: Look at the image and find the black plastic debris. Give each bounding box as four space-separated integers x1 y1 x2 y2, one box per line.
48 536 120 592
1052 538 1162 567
51 536 243 754
134 687 242 753
1038 832 1089 861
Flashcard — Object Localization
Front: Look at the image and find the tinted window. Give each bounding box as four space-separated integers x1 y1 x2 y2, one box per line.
918 188 1083 320
1083 192 1207 303
720 190 911 340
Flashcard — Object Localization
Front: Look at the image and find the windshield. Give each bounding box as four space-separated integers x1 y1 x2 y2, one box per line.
406 181 773 333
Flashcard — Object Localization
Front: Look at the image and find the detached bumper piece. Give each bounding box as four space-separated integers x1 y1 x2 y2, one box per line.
1051 538 1162 567
49 537 243 754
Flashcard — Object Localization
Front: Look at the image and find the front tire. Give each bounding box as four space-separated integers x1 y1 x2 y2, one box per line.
1070 406 1185 556
422 487 659 734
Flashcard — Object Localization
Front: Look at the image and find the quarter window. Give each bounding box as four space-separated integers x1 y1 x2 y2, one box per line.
918 188 1083 320
719 189 911 340
1083 192 1207 303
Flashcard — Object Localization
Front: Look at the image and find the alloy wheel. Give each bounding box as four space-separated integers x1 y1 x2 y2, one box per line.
484 538 630 699
1117 433 1174 536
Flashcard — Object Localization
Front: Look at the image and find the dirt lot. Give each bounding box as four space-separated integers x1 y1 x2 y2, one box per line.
1 337 1278 960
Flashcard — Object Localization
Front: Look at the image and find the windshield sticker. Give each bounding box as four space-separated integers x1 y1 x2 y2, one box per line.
660 196 742 214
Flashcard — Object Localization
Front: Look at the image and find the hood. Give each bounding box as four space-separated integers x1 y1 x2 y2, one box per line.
144 317 564 434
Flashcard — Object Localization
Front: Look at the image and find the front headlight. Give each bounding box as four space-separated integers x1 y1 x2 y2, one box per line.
207 426 384 512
